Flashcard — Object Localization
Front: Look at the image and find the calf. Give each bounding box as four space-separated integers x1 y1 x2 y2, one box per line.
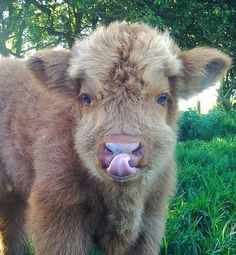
0 22 231 255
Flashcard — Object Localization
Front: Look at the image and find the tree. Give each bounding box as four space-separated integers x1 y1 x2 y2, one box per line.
0 0 162 56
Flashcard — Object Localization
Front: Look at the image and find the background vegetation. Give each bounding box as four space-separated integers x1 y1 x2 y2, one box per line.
178 108 236 141
0 1 235 254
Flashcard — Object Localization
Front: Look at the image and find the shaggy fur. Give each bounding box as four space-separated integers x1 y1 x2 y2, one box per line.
0 22 231 255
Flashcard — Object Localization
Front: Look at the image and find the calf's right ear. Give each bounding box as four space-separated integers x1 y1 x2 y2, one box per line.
27 50 78 96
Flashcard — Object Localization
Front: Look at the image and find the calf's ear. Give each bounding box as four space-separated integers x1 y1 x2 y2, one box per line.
177 47 231 99
27 50 78 96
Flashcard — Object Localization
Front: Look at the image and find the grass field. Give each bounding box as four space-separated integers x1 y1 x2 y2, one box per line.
23 135 235 255
161 135 236 255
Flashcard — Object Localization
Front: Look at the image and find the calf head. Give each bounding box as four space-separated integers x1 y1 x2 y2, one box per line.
28 22 231 185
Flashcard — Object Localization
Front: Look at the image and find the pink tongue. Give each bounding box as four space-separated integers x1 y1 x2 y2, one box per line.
107 153 137 178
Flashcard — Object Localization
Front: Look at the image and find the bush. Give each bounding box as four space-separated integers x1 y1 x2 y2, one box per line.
178 108 236 141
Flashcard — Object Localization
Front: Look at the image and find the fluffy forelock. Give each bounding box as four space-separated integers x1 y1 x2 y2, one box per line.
69 21 182 87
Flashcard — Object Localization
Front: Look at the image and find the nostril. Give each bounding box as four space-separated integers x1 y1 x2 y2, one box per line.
132 150 141 158
132 143 142 154
104 143 114 154
131 143 143 164
130 142 140 153
105 143 122 154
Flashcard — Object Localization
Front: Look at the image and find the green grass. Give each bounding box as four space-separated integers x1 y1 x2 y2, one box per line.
25 135 236 255
161 135 236 255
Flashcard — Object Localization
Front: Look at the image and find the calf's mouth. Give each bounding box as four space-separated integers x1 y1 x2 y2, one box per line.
96 134 149 182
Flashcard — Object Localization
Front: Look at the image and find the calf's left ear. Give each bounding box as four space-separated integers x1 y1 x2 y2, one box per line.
177 47 231 99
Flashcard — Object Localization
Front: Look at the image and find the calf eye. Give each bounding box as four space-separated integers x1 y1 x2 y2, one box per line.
80 93 92 105
156 93 168 105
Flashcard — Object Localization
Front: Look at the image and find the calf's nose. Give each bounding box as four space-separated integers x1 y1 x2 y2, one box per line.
98 136 148 179
105 142 140 155
101 140 144 168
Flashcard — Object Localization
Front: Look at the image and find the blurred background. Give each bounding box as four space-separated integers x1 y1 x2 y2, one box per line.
0 1 235 255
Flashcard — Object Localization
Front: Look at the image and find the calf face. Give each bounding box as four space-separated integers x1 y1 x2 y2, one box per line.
25 22 231 254
72 74 177 184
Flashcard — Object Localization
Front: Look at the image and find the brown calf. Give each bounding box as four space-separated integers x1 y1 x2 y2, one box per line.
0 22 231 255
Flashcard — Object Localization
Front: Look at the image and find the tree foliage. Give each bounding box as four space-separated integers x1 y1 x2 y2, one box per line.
0 0 235 109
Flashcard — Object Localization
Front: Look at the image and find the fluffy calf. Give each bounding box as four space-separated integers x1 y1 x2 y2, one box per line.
0 22 231 255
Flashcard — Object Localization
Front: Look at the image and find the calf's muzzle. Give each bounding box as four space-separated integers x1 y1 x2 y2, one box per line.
98 135 148 180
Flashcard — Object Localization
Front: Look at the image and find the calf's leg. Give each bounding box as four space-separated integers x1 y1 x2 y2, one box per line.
28 189 92 255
